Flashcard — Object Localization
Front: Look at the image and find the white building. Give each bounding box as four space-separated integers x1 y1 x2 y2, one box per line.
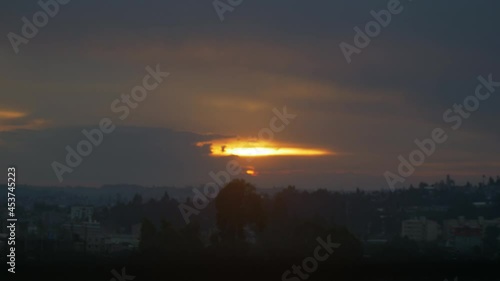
401 217 441 242
64 221 103 252
70 206 94 222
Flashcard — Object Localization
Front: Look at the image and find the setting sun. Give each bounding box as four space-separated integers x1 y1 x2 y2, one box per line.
245 169 256 176
197 139 334 157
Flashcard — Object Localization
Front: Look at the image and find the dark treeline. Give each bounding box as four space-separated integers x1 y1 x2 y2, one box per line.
3 177 500 280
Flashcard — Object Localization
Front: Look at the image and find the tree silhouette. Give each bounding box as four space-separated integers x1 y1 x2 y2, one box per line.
139 218 157 252
215 179 266 243
483 226 500 256
488 177 496 186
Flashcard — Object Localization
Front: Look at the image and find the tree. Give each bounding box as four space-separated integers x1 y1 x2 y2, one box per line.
180 220 203 253
419 182 429 189
132 193 143 206
156 219 183 255
161 191 170 202
488 177 496 186
215 179 266 243
139 218 157 252
483 226 500 256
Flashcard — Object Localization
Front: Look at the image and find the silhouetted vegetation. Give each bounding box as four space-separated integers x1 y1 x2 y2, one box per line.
2 176 500 280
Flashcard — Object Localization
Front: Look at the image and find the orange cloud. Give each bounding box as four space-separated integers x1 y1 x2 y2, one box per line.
0 109 48 132
0 110 27 119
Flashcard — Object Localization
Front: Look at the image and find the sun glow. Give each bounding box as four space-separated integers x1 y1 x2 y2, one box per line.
197 139 333 157
245 168 256 176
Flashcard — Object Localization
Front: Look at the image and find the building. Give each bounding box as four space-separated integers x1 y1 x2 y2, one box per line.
63 221 103 253
401 217 441 242
444 216 500 252
103 234 139 254
70 206 94 222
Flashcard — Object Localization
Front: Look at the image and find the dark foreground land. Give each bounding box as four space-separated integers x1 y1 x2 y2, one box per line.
3 180 500 280
4 258 500 281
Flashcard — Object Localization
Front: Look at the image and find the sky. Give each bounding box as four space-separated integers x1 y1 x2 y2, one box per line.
1 0 499 189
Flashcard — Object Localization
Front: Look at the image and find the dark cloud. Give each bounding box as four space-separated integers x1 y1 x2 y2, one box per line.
1 0 499 188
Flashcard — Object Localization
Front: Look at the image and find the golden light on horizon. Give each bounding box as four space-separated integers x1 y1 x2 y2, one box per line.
197 139 334 157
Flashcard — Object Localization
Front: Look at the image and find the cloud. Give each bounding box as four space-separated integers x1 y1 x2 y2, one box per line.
0 109 48 132
0 126 232 186
0 110 26 119
1 0 500 188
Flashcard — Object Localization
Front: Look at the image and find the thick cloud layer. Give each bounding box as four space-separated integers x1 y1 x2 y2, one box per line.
1 0 499 188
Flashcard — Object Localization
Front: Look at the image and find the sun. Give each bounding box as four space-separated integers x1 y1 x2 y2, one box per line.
245 169 256 176
197 139 333 157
